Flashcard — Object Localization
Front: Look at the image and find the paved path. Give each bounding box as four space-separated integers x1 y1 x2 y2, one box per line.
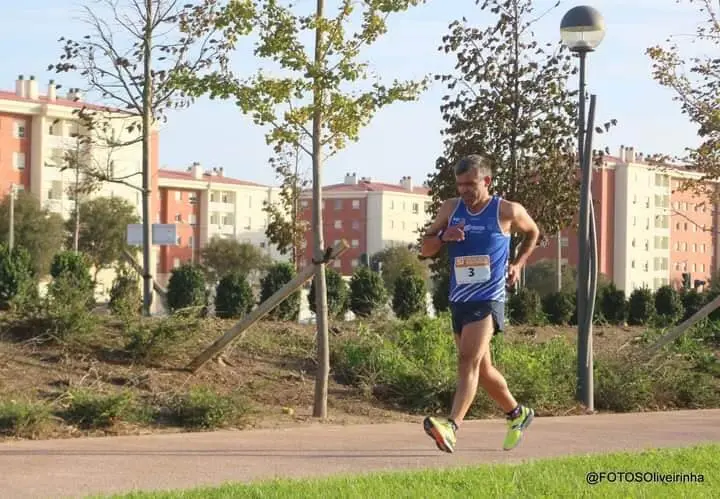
1 409 719 498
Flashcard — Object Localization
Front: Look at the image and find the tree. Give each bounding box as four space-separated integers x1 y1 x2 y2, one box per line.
349 266 387 318
200 237 271 282
175 0 428 418
646 0 720 197
392 265 427 320
69 196 140 280
51 0 233 315
214 271 255 319
50 250 96 309
166 263 207 313
263 145 310 270
424 0 615 286
0 191 66 277
309 267 349 320
371 246 429 296
260 262 300 321
0 244 33 310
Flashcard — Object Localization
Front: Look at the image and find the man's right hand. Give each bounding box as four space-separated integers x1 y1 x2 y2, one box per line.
441 221 465 242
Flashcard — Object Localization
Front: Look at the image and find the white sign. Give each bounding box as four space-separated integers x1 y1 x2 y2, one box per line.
127 224 178 246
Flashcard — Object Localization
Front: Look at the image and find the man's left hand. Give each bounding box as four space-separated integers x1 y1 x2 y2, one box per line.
507 264 522 287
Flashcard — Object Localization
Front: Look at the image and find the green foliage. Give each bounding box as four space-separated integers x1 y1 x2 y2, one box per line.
541 291 575 325
69 197 140 276
63 389 137 429
681 289 705 321
349 266 387 318
0 398 53 438
50 250 94 284
593 360 655 412
109 265 141 317
598 283 627 325
0 243 33 310
627 288 655 326
260 262 300 321
124 316 203 362
431 269 450 314
0 191 66 276
654 285 684 326
214 271 255 319
200 237 271 282
309 267 349 320
45 275 99 341
371 246 429 296
524 260 577 298
392 265 427 320
168 386 248 429
166 264 208 314
508 288 543 325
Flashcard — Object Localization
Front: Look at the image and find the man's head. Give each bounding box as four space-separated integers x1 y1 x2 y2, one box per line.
454 154 492 205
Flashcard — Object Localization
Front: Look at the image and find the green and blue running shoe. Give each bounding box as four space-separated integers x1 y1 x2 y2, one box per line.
423 416 457 453
503 405 534 450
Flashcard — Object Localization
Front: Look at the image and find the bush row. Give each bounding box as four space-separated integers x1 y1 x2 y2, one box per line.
0 385 249 439
331 315 720 416
505 283 712 327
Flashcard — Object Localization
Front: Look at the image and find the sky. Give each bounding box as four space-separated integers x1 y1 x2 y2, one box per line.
0 0 710 187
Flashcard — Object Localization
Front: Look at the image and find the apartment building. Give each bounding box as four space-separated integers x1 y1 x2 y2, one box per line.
298 173 432 275
156 163 286 284
0 74 160 298
529 146 719 292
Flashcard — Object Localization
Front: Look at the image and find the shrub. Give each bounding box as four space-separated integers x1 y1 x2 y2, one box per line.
166 264 207 314
599 283 627 325
508 288 542 325
63 389 137 429
45 275 98 341
124 316 201 362
627 287 655 326
542 291 575 325
431 270 450 314
0 399 52 438
109 265 141 317
168 386 248 429
593 359 654 412
681 289 705 322
349 266 387 318
309 267 349 320
214 271 254 319
0 244 33 310
49 251 95 309
392 265 427 319
260 262 300 321
654 285 684 326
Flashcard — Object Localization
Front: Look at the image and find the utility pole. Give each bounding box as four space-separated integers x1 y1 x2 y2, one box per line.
557 230 562 291
8 184 16 250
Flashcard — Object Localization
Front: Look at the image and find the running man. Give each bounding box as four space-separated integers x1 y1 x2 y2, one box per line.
420 154 540 453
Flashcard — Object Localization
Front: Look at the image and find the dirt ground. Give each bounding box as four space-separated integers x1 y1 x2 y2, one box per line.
0 314 646 442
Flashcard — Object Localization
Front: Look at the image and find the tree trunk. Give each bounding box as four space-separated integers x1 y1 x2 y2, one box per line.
73 164 80 252
312 0 329 419
141 0 154 316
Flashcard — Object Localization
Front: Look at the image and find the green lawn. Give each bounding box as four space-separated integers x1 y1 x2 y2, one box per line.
107 444 718 498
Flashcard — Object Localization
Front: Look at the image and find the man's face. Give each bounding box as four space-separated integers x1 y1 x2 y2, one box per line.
455 168 490 205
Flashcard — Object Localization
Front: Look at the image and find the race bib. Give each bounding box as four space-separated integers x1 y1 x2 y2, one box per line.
454 255 491 285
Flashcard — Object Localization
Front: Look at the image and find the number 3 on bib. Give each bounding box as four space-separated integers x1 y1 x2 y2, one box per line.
454 255 491 285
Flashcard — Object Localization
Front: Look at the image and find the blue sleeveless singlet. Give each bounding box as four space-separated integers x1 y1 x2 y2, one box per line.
447 196 511 303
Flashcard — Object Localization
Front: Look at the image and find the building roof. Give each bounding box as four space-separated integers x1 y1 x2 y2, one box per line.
158 168 270 188
315 180 430 196
0 89 127 114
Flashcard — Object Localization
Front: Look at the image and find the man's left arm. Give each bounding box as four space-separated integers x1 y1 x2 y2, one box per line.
507 201 540 267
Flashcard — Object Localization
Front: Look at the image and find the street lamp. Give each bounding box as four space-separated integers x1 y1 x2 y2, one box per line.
560 5 606 412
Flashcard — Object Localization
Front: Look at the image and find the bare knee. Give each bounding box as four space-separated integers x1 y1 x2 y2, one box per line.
458 350 482 372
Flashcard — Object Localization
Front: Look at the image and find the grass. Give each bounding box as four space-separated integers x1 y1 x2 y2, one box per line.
106 444 718 498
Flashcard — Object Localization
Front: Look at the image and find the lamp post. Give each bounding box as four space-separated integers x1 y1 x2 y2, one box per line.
560 5 606 411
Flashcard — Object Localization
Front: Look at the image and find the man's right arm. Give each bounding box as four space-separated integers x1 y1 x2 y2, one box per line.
420 199 456 258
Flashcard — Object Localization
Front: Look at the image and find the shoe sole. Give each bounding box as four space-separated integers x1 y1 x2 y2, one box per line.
503 409 535 451
423 418 455 453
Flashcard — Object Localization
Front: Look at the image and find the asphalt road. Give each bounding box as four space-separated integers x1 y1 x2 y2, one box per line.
1 409 718 498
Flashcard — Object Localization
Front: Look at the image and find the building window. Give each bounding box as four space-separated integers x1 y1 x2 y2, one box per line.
352 220 360 230
351 258 359 267
210 214 218 225
13 121 26 138
177 236 182 245
173 258 180 268
189 214 197 225
334 220 342 229
175 191 182 201
352 199 360 209
248 196 252 208
334 199 342 210
13 152 25 170
301 199 309 208
189 236 194 248
222 215 233 226
174 213 182 222
333 259 341 268
412 203 419 214
351 239 359 248
222 192 229 203
189 193 197 204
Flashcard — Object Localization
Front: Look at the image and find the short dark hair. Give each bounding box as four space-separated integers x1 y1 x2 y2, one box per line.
454 154 492 177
